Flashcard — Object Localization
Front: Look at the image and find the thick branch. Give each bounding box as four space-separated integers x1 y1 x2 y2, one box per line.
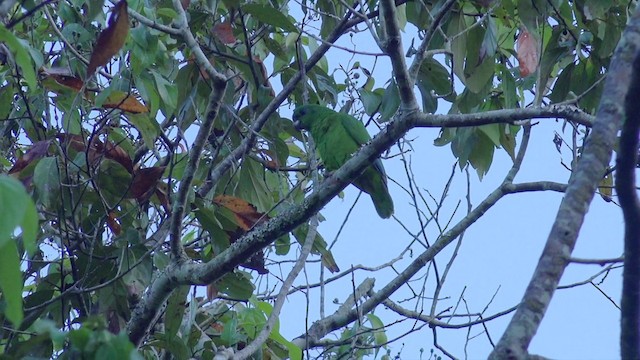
379 0 419 110
167 0 227 259
619 51 640 358
490 6 640 359
416 105 594 128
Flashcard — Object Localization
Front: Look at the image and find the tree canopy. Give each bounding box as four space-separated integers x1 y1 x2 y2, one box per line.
0 0 635 358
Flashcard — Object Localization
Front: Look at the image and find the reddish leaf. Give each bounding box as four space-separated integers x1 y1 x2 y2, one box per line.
87 0 130 77
154 183 171 212
40 67 84 92
213 21 236 44
102 140 133 173
106 211 122 235
9 140 51 174
517 28 539 77
213 195 268 231
56 134 133 172
206 284 218 301
56 133 87 153
102 91 148 113
258 149 279 169
128 166 165 201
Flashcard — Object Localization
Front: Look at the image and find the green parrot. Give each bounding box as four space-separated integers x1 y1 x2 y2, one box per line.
293 104 394 219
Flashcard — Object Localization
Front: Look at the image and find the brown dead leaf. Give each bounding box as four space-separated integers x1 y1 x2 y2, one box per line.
154 182 171 212
106 211 122 235
128 166 165 201
258 149 279 169
213 21 236 44
210 322 224 333
517 28 539 77
213 195 268 231
102 140 133 173
56 134 134 172
87 0 130 77
56 133 87 153
206 284 218 301
41 67 84 92
102 91 148 113
9 140 51 175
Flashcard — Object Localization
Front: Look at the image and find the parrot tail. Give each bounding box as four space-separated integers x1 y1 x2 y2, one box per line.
370 189 394 219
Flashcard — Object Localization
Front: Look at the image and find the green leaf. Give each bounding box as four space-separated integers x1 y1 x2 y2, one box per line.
0 239 23 327
242 4 297 32
238 306 266 338
165 285 190 337
478 124 501 147
434 127 456 147
126 113 161 150
465 55 495 94
217 271 255 300
501 125 519 161
275 234 291 255
154 332 190 359
379 80 400 122
360 88 382 116
95 159 132 207
293 224 339 273
0 25 37 91
366 313 388 355
549 62 574 103
33 157 61 208
500 65 518 108
468 130 495 180
151 71 178 116
0 175 37 252
0 85 14 120
447 12 468 82
221 317 242 346
481 16 498 60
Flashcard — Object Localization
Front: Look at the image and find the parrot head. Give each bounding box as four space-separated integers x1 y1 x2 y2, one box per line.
292 104 314 131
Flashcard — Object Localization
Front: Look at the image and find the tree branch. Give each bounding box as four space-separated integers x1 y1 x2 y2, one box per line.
416 105 594 128
490 5 640 358
618 50 640 358
379 0 419 110
167 0 227 259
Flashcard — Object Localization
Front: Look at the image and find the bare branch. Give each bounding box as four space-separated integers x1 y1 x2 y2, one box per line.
618 49 640 358
416 105 594 128
379 0 419 110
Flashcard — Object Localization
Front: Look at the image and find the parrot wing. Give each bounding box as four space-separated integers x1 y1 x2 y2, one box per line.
335 113 394 218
